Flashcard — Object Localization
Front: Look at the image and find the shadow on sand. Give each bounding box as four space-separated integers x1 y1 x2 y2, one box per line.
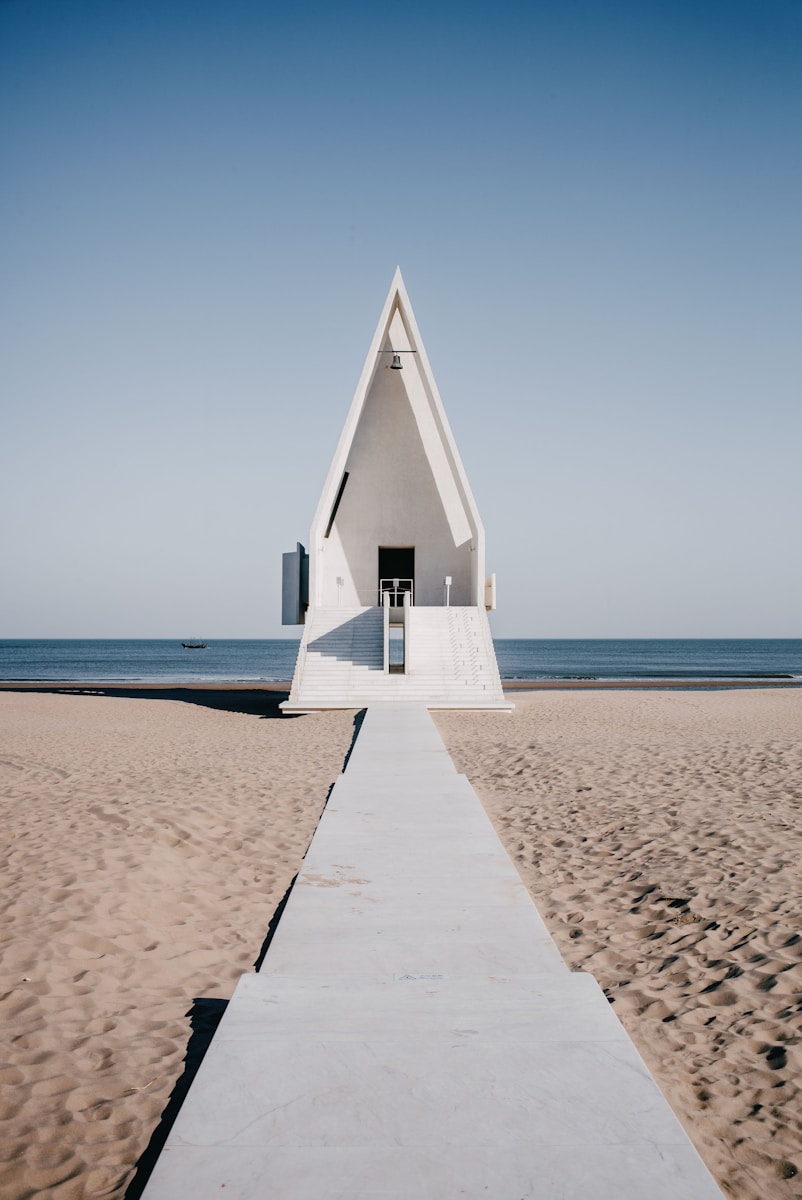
122 706 365 1196
0 685 295 718
123 996 229 1199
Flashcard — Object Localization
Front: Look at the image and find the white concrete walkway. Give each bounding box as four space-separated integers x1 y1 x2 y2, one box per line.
141 705 722 1199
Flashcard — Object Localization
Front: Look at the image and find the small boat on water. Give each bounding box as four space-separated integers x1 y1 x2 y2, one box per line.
181 641 208 649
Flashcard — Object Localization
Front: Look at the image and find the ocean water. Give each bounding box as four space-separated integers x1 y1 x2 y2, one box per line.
494 639 802 681
0 638 800 684
0 639 300 683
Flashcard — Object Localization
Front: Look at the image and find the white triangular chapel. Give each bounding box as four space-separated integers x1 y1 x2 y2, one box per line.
281 269 509 711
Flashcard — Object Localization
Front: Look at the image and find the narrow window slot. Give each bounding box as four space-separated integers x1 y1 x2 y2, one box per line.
324 472 349 538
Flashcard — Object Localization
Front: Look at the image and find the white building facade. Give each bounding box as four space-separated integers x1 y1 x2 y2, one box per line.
281 270 509 711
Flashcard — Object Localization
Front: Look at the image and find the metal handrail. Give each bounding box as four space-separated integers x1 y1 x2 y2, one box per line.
378 578 414 606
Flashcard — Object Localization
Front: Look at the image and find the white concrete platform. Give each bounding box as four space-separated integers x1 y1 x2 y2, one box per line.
282 606 512 711
141 705 722 1200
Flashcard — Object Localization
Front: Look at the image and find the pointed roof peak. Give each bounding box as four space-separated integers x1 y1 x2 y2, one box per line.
390 265 409 297
382 268 419 344
309 268 484 565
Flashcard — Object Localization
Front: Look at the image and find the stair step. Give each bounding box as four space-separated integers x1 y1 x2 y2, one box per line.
289 605 506 710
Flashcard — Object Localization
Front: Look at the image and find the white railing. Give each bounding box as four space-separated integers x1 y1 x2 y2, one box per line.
403 590 411 675
288 617 311 701
382 592 390 674
378 578 414 606
476 605 499 689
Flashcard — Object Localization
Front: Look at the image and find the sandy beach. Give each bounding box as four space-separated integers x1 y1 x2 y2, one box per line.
436 689 802 1200
1 686 800 1198
0 689 357 1200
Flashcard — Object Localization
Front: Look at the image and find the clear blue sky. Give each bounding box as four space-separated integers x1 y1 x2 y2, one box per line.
1 0 799 637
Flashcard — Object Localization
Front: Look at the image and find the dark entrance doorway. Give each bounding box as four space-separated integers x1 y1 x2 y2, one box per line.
378 547 415 606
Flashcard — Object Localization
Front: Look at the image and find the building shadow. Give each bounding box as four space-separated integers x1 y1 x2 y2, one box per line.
0 685 295 718
307 610 383 668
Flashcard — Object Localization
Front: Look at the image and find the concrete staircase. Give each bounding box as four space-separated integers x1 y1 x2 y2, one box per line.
282 606 511 711
285 607 384 709
407 606 505 705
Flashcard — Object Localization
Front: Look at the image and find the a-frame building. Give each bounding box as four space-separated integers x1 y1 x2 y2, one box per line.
281 269 510 711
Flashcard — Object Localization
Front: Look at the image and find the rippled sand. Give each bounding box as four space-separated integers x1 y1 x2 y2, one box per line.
0 690 356 1199
435 689 802 1200
2 687 800 1199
